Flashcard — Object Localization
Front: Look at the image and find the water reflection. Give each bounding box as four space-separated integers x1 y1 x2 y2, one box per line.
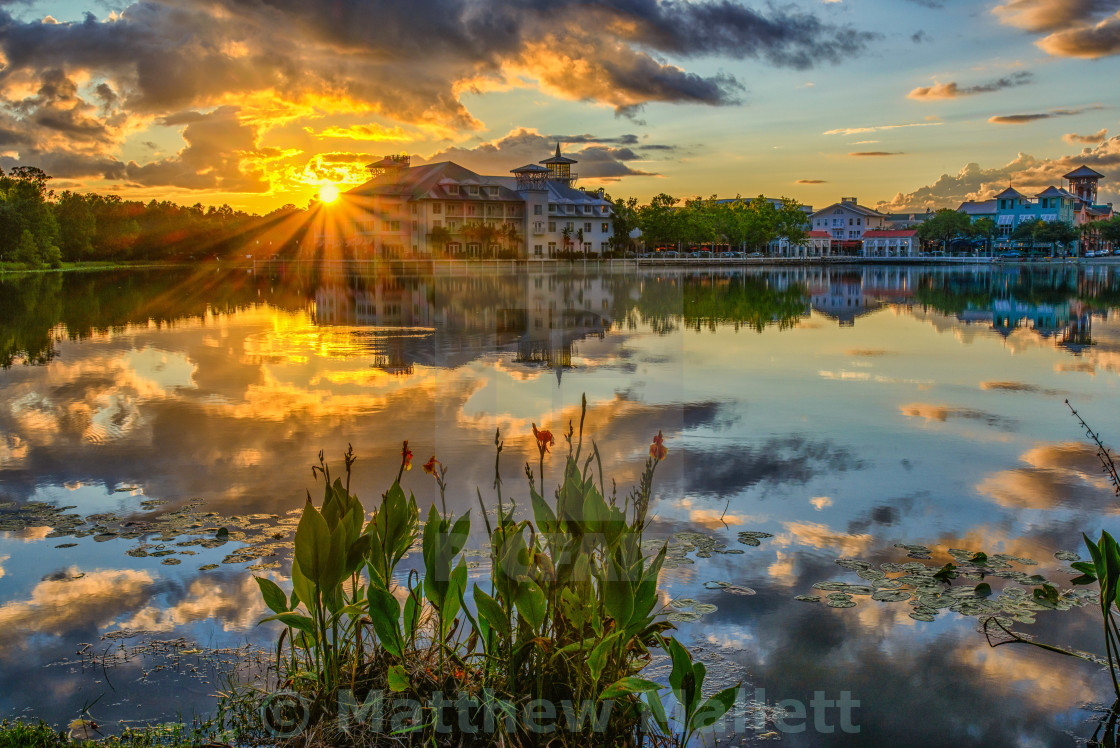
2 263 1120 742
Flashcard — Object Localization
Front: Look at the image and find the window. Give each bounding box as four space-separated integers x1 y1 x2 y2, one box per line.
433 220 442 228
468 185 478 195
432 203 442 214
448 185 459 195
410 204 417 214
548 221 556 232
548 241 557 253
566 222 574 231
466 205 477 216
849 218 853 226
856 218 861 226
382 220 390 231
582 206 591 214
534 244 543 256
534 204 543 215
390 220 401 232
584 222 592 232
601 223 609 233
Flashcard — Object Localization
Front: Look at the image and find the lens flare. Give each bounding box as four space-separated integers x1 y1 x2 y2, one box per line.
319 183 340 204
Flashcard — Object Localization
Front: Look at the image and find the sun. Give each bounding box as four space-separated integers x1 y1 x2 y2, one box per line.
319 183 340 204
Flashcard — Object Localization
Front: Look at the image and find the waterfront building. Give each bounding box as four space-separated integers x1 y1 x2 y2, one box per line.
808 198 889 255
860 229 919 257
884 211 934 230
956 165 1114 252
773 230 832 257
340 146 614 258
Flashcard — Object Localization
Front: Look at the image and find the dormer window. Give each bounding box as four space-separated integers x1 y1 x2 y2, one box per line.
468 185 478 195
448 185 459 195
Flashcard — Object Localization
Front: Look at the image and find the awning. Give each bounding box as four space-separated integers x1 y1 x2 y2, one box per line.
998 215 1014 225
1041 214 1057 222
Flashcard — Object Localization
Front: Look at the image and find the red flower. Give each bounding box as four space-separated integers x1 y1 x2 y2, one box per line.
401 441 413 471
532 423 555 454
649 430 667 461
422 456 439 475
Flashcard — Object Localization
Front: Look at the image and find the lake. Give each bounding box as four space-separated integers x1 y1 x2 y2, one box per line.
1 262 1119 745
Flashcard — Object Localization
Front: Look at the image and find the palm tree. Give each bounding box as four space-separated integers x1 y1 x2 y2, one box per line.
428 225 452 257
576 228 585 254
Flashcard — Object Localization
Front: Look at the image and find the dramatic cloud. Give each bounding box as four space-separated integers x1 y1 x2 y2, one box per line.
907 71 1033 100
0 1 875 198
1064 128 1109 143
124 106 270 191
418 127 664 181
849 151 903 156
877 136 1120 211
992 0 1120 58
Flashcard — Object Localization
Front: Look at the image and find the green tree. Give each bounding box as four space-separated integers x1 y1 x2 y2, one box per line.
54 191 96 260
918 209 972 253
970 216 997 256
609 195 640 253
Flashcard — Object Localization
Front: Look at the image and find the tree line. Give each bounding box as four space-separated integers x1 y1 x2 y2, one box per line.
609 193 809 252
0 166 305 268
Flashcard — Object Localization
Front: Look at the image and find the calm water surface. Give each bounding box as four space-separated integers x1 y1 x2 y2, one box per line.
2 263 1120 745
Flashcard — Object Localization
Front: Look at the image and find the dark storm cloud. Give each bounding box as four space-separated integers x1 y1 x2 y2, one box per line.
0 0 874 118
671 436 864 497
124 106 268 191
420 128 665 181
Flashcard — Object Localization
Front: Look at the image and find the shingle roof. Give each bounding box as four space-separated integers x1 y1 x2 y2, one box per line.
1064 165 1105 179
1036 185 1079 199
994 186 1027 200
958 199 997 215
808 201 887 219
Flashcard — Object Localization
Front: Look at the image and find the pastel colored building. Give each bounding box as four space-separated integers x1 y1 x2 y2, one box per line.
957 165 1114 252
860 229 919 257
808 198 889 255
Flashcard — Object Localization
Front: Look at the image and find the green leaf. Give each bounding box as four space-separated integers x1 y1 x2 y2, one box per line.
403 585 422 639
974 583 992 598
387 664 409 692
474 587 510 639
368 586 404 658
933 562 956 583
587 632 619 684
530 487 557 534
599 677 663 701
255 576 289 615
259 612 316 635
969 551 987 565
643 691 670 734
290 557 317 613
689 684 741 731
515 579 547 629
295 498 331 588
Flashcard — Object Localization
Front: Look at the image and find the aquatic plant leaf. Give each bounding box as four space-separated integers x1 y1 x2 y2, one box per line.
368 586 404 657
599 677 663 701
691 683 740 731
794 595 820 603
515 579 547 629
474 587 509 639
871 590 912 603
259 612 316 636
255 576 289 615
826 599 856 608
387 664 409 692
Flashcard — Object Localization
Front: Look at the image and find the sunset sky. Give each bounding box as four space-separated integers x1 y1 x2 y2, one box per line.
1 0 1118 213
